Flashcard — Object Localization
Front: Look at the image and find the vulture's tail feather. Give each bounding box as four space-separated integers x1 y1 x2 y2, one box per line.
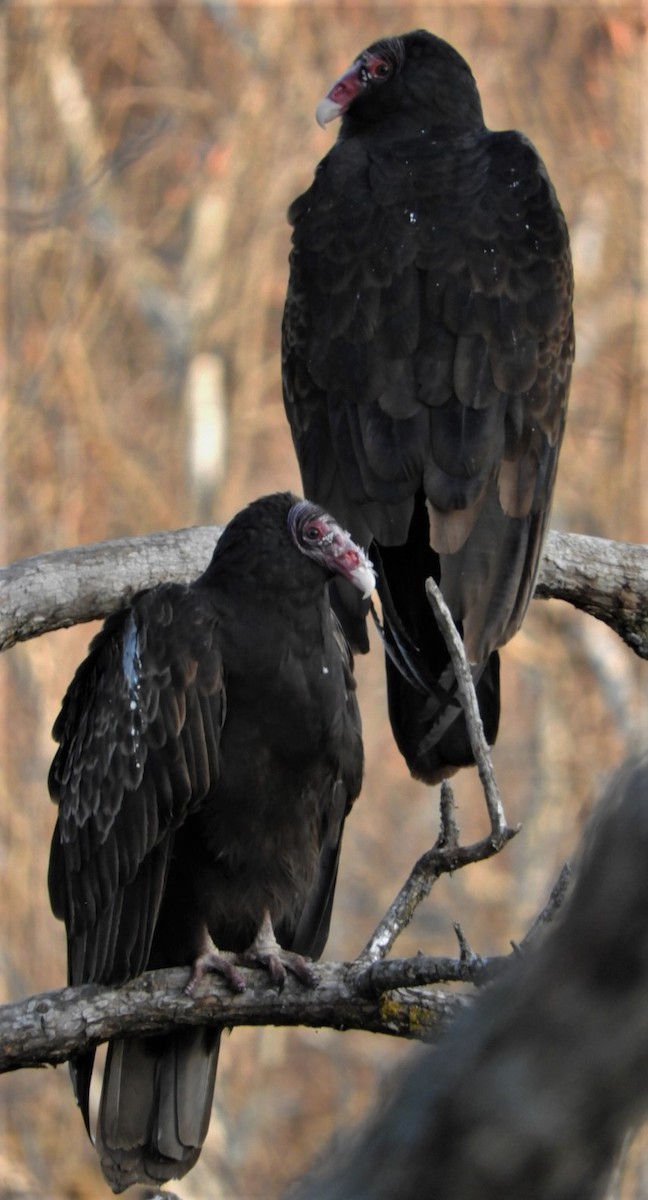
369 496 501 783
385 649 500 783
96 1027 221 1194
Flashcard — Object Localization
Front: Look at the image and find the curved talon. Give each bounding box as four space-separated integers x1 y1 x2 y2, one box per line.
239 909 319 990
285 953 319 989
238 950 287 990
239 948 318 991
186 950 247 997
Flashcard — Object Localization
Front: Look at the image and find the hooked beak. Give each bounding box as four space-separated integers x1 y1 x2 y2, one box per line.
327 526 376 598
315 61 363 128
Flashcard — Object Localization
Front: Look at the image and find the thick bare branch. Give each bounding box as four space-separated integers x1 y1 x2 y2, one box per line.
0 859 571 1078
536 530 648 658
7 850 571 1075
1 958 484 1074
0 526 220 650
1 529 647 654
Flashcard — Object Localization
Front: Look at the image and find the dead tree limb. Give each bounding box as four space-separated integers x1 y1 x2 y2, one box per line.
361 578 520 965
360 780 516 964
1 956 490 1075
1 528 647 655
1 880 570 1076
424 578 516 843
0 526 219 650
535 529 648 657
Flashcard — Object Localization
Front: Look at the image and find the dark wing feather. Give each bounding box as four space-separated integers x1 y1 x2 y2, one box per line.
48 584 225 989
292 616 362 960
283 120 572 693
291 777 350 961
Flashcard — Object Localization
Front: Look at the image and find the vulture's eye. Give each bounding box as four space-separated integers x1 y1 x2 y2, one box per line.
359 53 392 86
303 524 322 543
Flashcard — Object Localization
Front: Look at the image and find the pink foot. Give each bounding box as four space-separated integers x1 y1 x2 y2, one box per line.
238 910 318 991
186 948 247 996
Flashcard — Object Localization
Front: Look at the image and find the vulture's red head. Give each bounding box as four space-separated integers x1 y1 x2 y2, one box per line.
203 492 375 600
288 497 375 598
316 29 484 134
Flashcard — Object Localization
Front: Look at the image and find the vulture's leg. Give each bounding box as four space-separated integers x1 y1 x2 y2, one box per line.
239 909 319 989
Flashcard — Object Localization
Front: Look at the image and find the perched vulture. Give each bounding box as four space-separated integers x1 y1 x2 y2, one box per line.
47 492 372 1193
282 29 574 782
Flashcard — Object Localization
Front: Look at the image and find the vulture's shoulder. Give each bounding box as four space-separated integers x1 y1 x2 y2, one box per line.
474 129 571 253
288 139 372 228
51 583 223 778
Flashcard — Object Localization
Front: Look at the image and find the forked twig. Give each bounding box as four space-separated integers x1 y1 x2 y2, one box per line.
424 576 517 845
517 861 572 950
361 581 520 963
360 781 518 963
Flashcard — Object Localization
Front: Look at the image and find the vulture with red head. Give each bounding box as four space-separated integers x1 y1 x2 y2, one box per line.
48 492 372 1192
283 29 574 782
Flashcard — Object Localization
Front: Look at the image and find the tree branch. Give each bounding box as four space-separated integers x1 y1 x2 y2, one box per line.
361 575 522 965
0 526 219 650
1 956 494 1074
424 577 518 844
1 528 647 655
360 781 516 963
535 529 648 657
2 855 573 1077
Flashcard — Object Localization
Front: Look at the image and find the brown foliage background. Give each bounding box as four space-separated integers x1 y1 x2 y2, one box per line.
1 4 646 1198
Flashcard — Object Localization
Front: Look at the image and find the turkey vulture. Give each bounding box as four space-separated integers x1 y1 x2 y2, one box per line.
47 492 373 1193
282 29 574 782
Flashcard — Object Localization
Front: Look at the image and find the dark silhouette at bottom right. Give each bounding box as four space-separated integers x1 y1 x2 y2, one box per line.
289 754 648 1200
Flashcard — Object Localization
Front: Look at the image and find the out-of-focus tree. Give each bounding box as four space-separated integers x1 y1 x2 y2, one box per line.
287 755 648 1200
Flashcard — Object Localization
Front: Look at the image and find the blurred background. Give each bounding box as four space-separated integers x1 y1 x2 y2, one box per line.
1 3 646 1197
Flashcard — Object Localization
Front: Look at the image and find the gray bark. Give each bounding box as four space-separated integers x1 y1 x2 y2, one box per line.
0 957 483 1075
2 528 647 656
